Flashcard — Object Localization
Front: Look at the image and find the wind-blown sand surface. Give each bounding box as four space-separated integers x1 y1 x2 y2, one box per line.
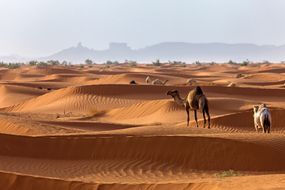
1 63 285 189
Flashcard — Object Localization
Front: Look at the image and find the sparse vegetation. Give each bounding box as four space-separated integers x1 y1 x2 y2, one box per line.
29 60 38 66
125 60 137 67
241 59 250 66
262 60 271 65
216 170 241 178
194 61 201 65
85 59 93 65
0 62 22 69
228 60 237 65
168 60 186 67
152 59 161 66
36 61 49 68
47 60 60 65
106 60 119 65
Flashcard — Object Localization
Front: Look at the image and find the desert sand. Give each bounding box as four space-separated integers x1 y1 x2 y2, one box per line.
0 63 285 189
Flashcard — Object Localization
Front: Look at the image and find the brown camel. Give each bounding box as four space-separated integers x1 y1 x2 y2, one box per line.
152 79 168 85
167 86 210 128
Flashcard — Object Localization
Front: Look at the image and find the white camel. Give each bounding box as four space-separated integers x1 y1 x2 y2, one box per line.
253 104 272 133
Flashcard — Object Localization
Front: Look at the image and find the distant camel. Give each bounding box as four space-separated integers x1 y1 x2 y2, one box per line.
129 80 137 85
167 86 210 128
152 79 168 85
186 79 197 85
253 104 271 133
145 76 151 84
227 82 236 87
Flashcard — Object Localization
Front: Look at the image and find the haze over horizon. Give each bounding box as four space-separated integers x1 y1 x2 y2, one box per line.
1 0 285 57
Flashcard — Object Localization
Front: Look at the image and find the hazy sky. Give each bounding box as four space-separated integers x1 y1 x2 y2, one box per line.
0 0 285 56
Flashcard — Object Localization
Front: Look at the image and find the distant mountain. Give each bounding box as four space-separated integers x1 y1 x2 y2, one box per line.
0 54 30 63
2 42 285 63
44 42 285 63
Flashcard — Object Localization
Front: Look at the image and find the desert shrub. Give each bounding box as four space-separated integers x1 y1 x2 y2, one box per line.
61 61 68 66
47 60 60 65
169 60 186 65
7 63 21 69
0 62 22 69
152 59 161 66
85 59 93 65
37 61 48 67
106 60 119 65
125 60 137 67
29 60 38 66
262 60 271 64
216 170 241 178
228 60 237 65
194 61 202 65
241 59 250 66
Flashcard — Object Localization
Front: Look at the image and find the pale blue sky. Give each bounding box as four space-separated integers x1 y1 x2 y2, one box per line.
0 0 285 56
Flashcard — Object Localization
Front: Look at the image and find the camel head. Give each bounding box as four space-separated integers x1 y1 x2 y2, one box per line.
253 105 259 113
166 89 179 97
145 76 151 83
253 104 267 113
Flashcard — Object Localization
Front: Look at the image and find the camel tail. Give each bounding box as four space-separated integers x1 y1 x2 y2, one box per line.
199 96 208 112
263 114 271 131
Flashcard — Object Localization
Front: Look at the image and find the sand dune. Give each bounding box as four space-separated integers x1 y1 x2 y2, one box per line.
0 85 45 108
0 64 285 189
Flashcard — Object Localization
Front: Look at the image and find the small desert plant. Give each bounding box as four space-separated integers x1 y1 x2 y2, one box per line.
228 60 237 65
125 60 137 67
194 61 201 65
152 59 161 66
85 59 93 65
241 59 250 66
29 60 38 66
61 61 68 66
47 60 60 65
262 60 271 65
36 61 49 67
7 63 21 69
216 170 241 178
106 60 119 65
169 60 186 65
0 63 22 69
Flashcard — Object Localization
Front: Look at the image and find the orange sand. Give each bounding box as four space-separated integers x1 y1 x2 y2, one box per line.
0 63 285 189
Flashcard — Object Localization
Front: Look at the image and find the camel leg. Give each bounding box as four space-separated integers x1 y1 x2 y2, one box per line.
268 127 270 134
205 108 210 129
255 125 259 133
194 110 198 128
202 109 206 128
186 103 190 127
263 127 266 133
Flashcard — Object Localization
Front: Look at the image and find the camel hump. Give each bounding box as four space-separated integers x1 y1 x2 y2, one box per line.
196 86 203 95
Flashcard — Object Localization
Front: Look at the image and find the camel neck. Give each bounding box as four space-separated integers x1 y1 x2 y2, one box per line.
173 94 185 106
